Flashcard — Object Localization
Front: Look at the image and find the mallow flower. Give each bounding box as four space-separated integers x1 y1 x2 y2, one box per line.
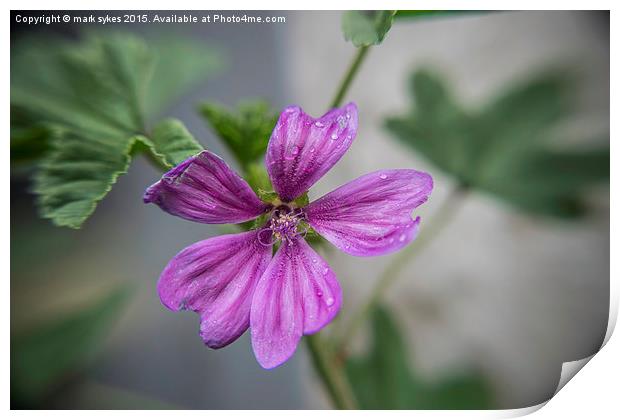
144 103 433 369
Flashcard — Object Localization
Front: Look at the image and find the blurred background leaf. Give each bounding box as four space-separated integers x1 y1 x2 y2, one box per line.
341 11 396 47
346 307 492 409
10 106 56 165
11 285 132 407
200 100 278 171
394 11 484 21
10 33 220 228
385 69 609 218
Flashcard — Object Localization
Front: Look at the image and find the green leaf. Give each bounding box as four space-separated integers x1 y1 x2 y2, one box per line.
33 132 149 229
148 118 204 167
34 119 202 228
394 11 484 20
11 285 131 405
385 69 609 218
342 11 397 47
11 34 152 137
11 33 220 228
200 100 278 170
346 307 492 409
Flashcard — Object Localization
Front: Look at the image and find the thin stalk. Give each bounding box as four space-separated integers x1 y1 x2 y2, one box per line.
329 46 370 108
306 334 357 409
303 44 374 410
336 185 469 350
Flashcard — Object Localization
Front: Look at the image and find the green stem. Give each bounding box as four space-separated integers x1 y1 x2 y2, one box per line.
306 334 357 409
303 45 374 410
336 184 469 350
329 46 370 108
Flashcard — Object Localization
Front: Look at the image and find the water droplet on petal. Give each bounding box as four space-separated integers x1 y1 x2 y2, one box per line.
326 297 335 306
312 258 318 263
330 133 338 140
399 234 406 242
379 174 388 180
314 121 324 127
322 267 329 275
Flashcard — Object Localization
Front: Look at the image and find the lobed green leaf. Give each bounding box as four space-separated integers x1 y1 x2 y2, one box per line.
346 306 493 409
385 69 609 218
11 33 220 228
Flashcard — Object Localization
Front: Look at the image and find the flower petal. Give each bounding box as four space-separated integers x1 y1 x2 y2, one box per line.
158 230 272 348
266 103 358 202
250 238 341 369
305 169 433 257
144 150 269 224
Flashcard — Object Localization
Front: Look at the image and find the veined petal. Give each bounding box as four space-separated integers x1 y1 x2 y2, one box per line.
266 103 358 202
305 169 433 257
158 230 272 348
144 150 269 224
250 238 341 369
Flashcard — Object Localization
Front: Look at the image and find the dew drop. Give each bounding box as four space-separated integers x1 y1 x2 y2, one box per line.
379 174 388 180
399 234 406 242
330 133 338 140
322 267 329 275
325 297 335 306
314 121 324 127
312 258 318 263
337 116 347 129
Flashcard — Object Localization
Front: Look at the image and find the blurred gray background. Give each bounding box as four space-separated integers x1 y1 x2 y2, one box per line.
11 11 609 409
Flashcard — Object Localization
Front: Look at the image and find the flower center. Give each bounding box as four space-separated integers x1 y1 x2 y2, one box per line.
258 205 306 245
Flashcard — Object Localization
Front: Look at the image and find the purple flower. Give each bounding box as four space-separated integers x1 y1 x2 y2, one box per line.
144 103 433 369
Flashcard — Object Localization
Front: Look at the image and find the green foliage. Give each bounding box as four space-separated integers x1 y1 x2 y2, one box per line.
11 33 219 228
32 119 201 228
346 307 492 409
34 132 146 229
10 107 56 164
148 119 204 167
394 11 482 20
342 11 397 47
385 69 609 218
200 100 278 170
11 286 131 405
